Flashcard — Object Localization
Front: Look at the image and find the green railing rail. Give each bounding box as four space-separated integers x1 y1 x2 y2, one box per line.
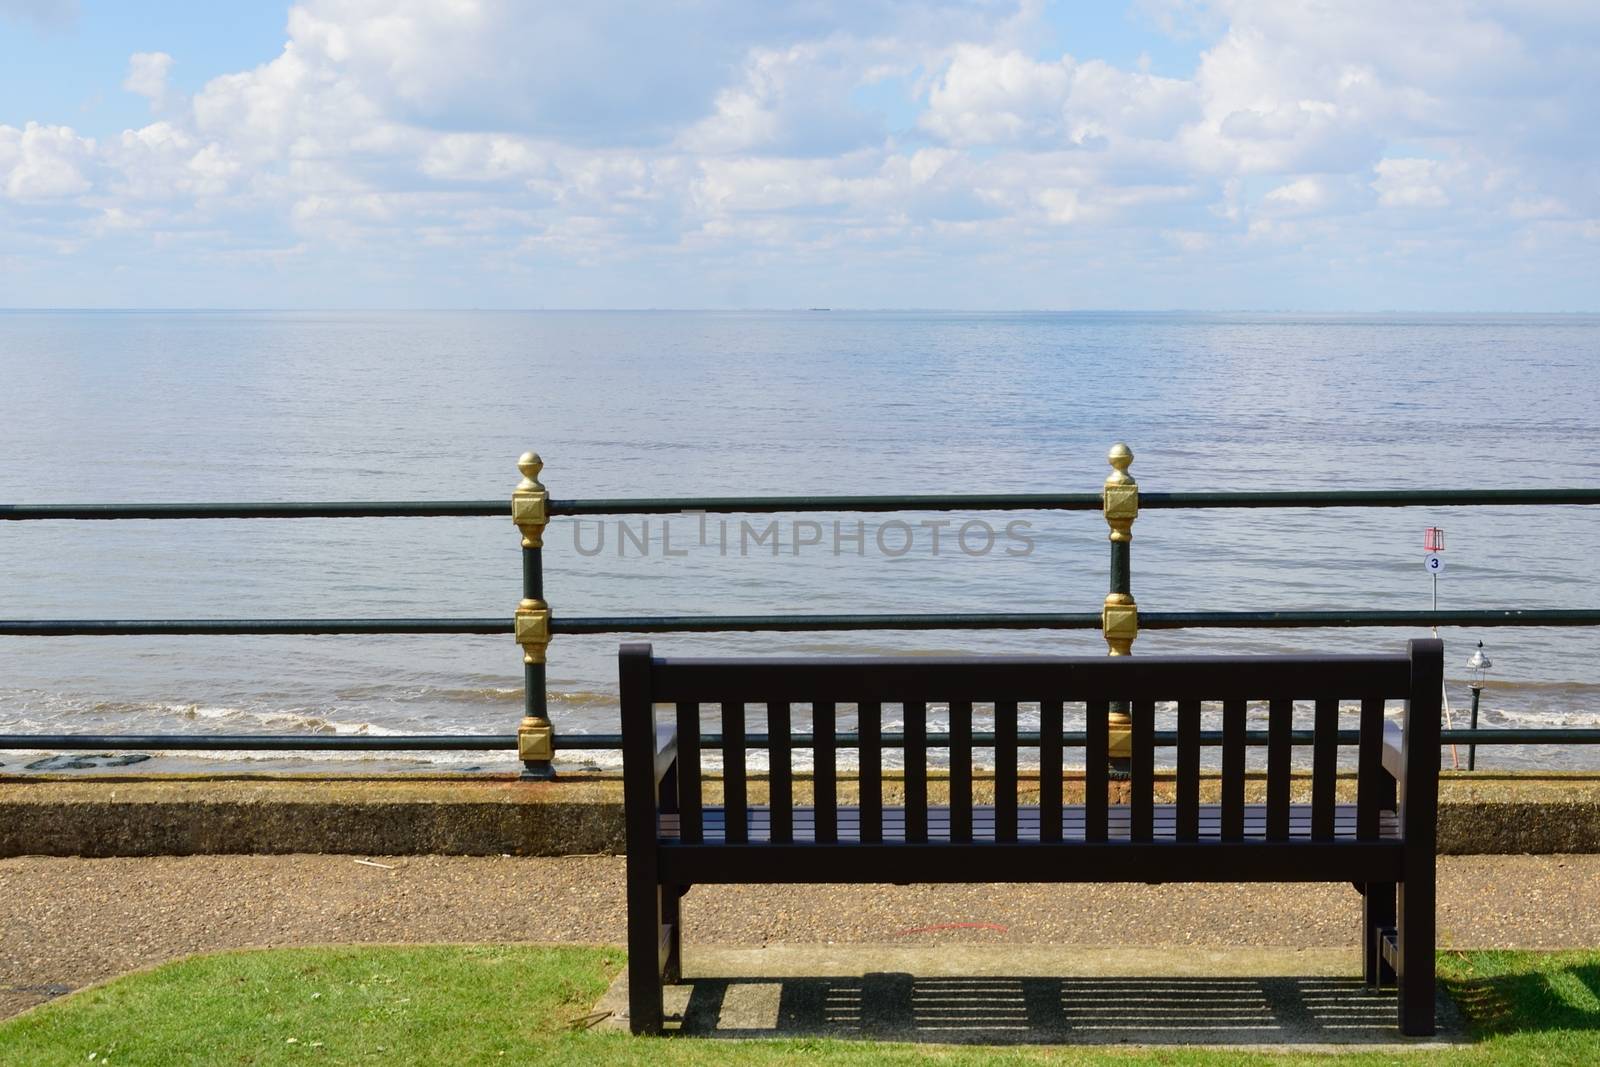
6 609 1600 638
3 446 1599 777
5 486 1599 521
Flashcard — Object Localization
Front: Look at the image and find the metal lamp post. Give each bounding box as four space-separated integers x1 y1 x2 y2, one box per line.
1466 640 1492 771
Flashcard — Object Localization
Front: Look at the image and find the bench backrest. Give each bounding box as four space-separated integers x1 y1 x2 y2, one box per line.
620 639 1442 847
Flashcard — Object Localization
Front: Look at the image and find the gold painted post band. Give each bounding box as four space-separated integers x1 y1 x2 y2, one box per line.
515 597 551 666
512 451 549 548
1102 442 1138 546
518 717 553 763
1102 593 1138 657
1102 443 1139 759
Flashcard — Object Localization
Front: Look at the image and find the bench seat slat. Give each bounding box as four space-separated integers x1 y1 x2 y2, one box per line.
658 837 1407 886
660 803 1399 845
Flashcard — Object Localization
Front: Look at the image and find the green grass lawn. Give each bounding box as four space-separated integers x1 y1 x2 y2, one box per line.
2 946 1599 1065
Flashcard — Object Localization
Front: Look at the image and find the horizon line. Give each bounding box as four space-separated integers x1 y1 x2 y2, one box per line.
2 307 1597 316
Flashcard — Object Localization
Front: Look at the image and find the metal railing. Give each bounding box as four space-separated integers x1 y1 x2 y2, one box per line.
4 445 1599 777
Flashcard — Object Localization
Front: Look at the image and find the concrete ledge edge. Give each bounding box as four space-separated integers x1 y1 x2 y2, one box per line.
1 771 1597 858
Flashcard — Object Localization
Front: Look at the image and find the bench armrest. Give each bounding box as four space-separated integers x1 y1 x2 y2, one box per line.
654 723 678 788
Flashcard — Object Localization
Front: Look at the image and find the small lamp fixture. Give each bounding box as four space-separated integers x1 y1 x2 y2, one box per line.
1465 640 1492 771
1466 641 1492 691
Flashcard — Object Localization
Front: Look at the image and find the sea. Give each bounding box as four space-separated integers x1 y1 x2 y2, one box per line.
1 310 1597 774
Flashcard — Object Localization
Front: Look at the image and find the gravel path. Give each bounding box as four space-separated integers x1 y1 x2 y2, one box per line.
4 853 1598 1020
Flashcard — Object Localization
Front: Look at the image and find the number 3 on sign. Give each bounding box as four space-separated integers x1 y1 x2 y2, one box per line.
1424 552 1445 574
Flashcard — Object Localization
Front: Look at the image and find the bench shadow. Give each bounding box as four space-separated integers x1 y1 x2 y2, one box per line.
668 973 1460 1045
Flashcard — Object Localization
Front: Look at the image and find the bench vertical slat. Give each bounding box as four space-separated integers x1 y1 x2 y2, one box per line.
949 700 973 843
859 702 882 844
721 700 747 844
904 702 928 843
769 700 793 844
675 701 702 844
1221 697 1246 841
1176 698 1200 842
1266 697 1292 840
1085 699 1109 843
1356 694 1385 841
813 701 837 844
1039 700 1063 843
1131 698 1155 841
995 700 1018 843
1312 696 1338 840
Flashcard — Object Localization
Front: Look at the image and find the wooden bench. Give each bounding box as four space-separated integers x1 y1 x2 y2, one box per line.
621 638 1442 1036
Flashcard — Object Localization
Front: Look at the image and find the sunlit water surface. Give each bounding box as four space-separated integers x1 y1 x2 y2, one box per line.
2 310 1596 773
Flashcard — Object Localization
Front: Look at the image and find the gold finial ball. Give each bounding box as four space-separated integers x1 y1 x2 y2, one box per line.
517 452 544 480
1108 442 1134 472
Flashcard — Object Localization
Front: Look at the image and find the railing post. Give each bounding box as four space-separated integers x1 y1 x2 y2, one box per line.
1102 443 1139 777
513 451 554 780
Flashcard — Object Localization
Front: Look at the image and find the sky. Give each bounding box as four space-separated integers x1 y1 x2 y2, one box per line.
0 0 1596 310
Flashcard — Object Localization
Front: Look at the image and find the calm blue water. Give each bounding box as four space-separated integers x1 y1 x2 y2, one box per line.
1 310 1597 772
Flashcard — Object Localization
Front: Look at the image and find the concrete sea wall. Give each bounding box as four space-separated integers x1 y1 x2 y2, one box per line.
2 771 1597 857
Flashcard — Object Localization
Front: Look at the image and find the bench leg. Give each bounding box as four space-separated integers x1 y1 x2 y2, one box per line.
1397 878 1436 1036
1362 882 1396 987
626 869 665 1034
663 884 683 984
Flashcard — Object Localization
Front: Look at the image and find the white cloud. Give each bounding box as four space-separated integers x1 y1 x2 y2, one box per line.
106 122 242 202
1508 195 1570 220
922 47 1075 146
191 41 395 163
920 46 1197 148
123 52 175 110
261 0 993 145
678 42 889 157
418 134 546 183
1372 158 1450 209
1264 176 1326 209
0 122 95 199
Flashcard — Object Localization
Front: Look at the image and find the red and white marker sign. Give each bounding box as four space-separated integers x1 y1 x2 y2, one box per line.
1424 526 1445 574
